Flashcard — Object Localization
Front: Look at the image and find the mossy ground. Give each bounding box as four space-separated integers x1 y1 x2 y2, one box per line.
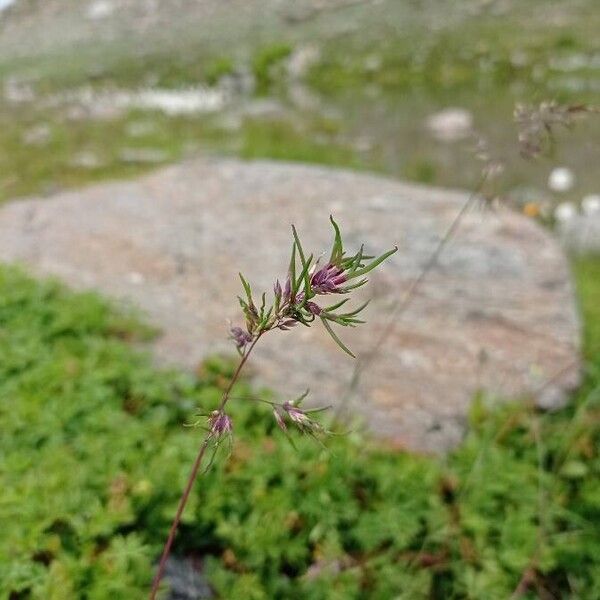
0 256 598 599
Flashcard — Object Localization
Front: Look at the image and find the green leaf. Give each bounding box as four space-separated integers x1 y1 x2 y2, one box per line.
347 244 365 274
295 254 314 300
320 316 355 358
293 389 310 406
238 272 254 305
329 215 344 264
561 460 589 479
324 297 351 312
292 225 312 297
289 242 297 293
340 278 368 292
343 300 370 318
346 246 398 280
304 405 332 414
260 291 267 312
259 306 273 328
343 317 365 325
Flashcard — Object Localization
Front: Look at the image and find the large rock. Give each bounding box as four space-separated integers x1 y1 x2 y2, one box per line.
0 158 581 452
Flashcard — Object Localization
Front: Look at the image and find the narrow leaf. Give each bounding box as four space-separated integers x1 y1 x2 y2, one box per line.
324 297 351 312
289 242 298 293
292 225 312 296
344 318 365 325
238 272 253 305
346 247 398 280
340 278 368 292
295 253 314 300
343 300 370 318
294 389 310 406
329 215 343 264
321 316 356 358
304 405 332 414
348 245 364 274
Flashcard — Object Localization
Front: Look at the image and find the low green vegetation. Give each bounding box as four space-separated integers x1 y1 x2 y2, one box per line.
574 257 600 357
0 108 365 203
307 20 599 97
1 257 598 599
1 1 599 203
252 43 292 94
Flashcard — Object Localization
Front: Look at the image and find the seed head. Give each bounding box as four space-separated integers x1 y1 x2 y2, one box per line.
311 263 347 294
230 326 253 350
208 410 233 437
306 301 322 315
272 408 287 431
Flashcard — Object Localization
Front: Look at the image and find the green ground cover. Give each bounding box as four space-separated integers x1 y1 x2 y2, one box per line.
0 257 598 599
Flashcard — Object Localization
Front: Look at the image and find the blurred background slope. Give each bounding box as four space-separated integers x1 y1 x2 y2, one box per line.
0 0 598 211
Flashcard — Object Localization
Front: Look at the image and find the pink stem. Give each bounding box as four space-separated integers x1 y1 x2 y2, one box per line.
149 334 262 599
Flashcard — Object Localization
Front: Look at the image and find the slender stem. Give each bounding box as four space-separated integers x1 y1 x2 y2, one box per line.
149 437 210 600
335 173 488 419
149 333 263 599
218 334 262 411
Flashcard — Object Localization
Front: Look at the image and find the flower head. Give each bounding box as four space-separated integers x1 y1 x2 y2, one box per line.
232 216 397 356
306 301 322 315
281 399 326 435
230 326 253 350
272 408 287 431
283 276 292 300
311 263 347 295
283 401 310 425
208 410 233 437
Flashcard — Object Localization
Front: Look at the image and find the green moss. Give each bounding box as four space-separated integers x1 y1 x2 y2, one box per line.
1 248 600 598
403 158 438 185
8 45 224 92
306 10 600 95
236 119 364 169
252 43 292 94
204 56 236 86
0 109 370 203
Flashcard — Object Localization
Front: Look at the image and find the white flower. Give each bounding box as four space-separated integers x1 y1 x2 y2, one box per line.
548 167 575 193
581 194 600 216
554 202 577 222
87 1 114 20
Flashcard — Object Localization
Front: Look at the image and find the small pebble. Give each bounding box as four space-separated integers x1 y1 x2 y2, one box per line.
426 108 473 142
